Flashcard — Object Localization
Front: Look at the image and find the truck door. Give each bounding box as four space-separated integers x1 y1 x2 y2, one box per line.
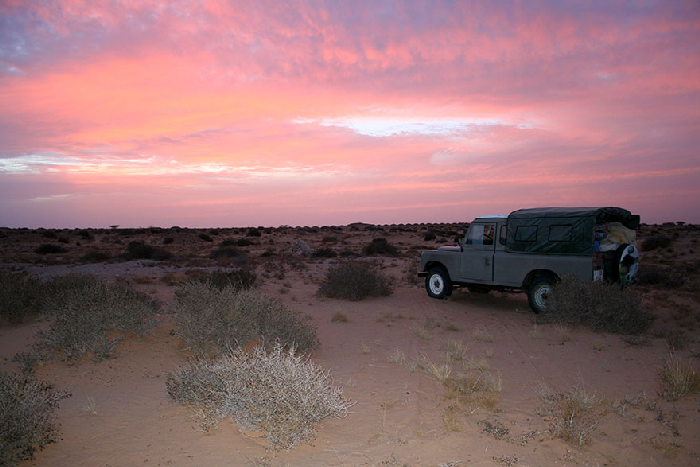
460 223 496 282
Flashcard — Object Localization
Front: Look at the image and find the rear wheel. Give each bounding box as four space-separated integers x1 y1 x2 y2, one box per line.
527 276 556 313
426 267 452 299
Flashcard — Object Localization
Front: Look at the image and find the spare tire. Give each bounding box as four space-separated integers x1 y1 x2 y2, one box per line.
614 244 639 285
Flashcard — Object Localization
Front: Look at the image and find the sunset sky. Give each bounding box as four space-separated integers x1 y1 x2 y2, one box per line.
1 1 699 228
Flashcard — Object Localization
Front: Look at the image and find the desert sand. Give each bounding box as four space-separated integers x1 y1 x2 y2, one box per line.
1 222 698 466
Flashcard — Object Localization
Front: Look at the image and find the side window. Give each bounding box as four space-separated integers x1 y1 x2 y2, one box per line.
515 225 537 242
499 225 507 245
549 225 573 242
466 223 496 246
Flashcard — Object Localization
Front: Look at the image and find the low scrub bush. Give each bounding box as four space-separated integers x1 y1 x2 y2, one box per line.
124 241 172 260
172 282 318 358
34 276 157 361
194 268 256 291
362 238 398 256
166 343 351 450
81 250 111 262
544 275 651 335
657 353 700 401
313 247 337 258
198 233 213 242
0 371 70 466
641 236 672 251
209 248 250 267
635 266 684 288
35 244 67 254
0 273 42 323
318 261 393 301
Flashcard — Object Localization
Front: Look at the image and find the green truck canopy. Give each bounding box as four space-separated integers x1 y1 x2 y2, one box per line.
505 207 639 256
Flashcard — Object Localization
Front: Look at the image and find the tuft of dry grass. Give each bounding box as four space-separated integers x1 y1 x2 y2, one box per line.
417 352 453 382
535 382 608 446
657 353 700 401
445 370 502 410
471 325 494 343
411 322 432 340
331 311 348 323
443 339 468 361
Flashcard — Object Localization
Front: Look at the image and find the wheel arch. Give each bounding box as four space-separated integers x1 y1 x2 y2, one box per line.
424 260 449 276
522 269 559 289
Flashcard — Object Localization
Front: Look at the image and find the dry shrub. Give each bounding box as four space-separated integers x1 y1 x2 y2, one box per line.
34 275 157 362
318 261 393 301
0 273 42 323
35 244 67 254
172 282 318 358
536 382 608 446
194 268 256 291
124 241 172 260
0 371 70 466
657 353 700 401
166 343 352 450
641 236 672 251
362 238 399 256
635 266 684 288
545 275 651 335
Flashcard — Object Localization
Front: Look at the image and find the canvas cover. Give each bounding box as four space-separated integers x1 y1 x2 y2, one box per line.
505 207 639 256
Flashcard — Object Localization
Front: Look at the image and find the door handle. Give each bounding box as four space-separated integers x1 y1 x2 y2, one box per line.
484 257 490 266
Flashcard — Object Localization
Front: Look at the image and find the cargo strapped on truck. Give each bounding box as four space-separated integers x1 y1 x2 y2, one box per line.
505 207 639 256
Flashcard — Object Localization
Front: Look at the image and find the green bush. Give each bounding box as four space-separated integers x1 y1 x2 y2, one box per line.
0 273 42 323
318 261 393 301
0 371 69 466
172 283 318 358
33 276 157 361
544 275 651 335
166 343 351 450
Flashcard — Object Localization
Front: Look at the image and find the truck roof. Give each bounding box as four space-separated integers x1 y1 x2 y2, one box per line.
473 214 508 220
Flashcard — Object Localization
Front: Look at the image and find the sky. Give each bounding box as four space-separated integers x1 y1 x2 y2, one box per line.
1 1 699 228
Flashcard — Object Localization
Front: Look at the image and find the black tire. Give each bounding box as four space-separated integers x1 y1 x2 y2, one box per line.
527 276 556 313
467 284 491 294
425 267 452 299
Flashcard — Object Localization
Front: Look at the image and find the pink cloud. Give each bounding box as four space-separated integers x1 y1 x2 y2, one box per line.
1 1 699 227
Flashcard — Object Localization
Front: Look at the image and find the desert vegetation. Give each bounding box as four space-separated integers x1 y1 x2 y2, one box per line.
544 274 652 335
166 342 352 450
317 260 393 301
0 220 698 465
0 371 69 466
172 281 318 358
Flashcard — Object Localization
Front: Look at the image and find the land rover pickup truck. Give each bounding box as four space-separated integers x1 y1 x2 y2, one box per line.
418 207 640 313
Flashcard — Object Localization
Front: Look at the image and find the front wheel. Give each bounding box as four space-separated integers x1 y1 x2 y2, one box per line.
425 267 452 299
527 276 556 313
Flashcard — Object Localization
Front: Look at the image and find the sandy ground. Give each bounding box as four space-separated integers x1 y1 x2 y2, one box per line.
1 224 699 466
